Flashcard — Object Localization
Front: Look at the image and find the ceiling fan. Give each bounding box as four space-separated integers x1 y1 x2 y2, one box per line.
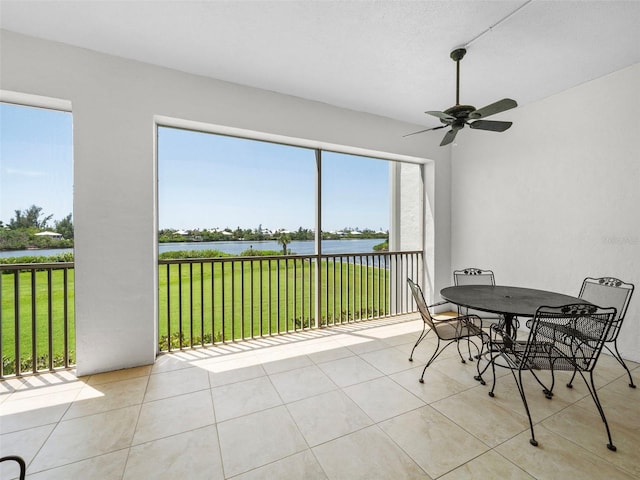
405 48 517 146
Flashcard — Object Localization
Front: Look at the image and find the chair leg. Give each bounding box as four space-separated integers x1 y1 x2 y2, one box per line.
566 368 578 389
419 338 452 383
409 323 427 362
517 370 539 447
530 368 555 399
584 370 617 451
455 338 467 364
488 352 499 397
610 342 636 388
474 332 494 385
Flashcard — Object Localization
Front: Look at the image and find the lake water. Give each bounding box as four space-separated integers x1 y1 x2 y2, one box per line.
0 238 385 258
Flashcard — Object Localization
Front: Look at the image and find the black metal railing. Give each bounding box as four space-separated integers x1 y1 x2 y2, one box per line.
0 250 424 376
158 250 423 351
0 262 75 377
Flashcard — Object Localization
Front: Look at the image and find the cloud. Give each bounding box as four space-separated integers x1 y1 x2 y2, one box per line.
4 168 47 177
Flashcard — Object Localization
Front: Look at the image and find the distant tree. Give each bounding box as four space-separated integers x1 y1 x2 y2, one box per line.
55 213 74 239
9 205 53 230
276 233 291 255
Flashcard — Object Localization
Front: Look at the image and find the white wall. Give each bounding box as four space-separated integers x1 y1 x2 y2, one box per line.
451 63 640 361
0 30 451 375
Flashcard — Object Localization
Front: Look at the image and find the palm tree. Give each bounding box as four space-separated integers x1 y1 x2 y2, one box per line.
276 233 291 255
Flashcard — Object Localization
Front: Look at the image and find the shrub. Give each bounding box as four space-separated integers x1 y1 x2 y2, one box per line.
158 249 229 260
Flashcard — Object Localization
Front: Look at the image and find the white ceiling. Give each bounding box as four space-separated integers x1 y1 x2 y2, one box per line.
1 1 639 128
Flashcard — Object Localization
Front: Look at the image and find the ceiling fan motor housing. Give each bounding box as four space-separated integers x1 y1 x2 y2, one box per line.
444 104 476 119
450 48 467 62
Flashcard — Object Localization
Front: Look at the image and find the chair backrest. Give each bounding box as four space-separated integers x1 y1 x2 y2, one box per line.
526 304 617 373
579 277 634 341
454 268 495 286
408 278 436 331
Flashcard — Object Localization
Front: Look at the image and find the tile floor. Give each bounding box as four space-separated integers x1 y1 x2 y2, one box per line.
1 315 639 479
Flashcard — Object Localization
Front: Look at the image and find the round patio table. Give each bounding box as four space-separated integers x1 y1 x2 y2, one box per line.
440 285 589 339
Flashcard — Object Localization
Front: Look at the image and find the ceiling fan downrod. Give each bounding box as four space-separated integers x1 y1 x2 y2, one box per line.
450 48 466 106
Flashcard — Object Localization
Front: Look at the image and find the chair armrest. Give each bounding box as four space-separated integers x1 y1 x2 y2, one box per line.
427 300 448 309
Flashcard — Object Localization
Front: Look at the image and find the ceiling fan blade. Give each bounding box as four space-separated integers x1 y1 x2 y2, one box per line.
469 98 517 119
469 120 513 132
425 111 455 122
403 125 447 138
440 129 458 146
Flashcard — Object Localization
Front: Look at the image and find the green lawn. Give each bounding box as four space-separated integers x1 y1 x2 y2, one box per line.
158 258 389 349
1 268 75 375
1 258 389 373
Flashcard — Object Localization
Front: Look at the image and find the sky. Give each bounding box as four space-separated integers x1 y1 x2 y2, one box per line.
0 103 73 226
1 102 390 232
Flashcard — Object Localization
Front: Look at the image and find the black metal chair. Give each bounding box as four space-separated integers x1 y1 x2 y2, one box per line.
573 276 635 388
453 267 496 287
487 303 618 450
453 268 504 328
407 278 488 383
0 455 26 480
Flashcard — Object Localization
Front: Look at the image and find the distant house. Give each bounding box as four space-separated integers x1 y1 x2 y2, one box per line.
175 230 189 236
35 231 63 240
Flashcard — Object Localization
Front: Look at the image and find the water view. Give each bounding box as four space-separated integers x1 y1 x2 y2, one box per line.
0 238 384 259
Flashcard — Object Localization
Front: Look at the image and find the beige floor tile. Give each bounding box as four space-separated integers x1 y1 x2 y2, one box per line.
86 364 152 386
286 389 373 446
29 405 139 472
481 371 577 424
307 343 355 364
438 450 535 480
206 360 266 388
429 354 488 387
0 389 79 433
124 425 223 480
212 376 282 422
601 372 640 395
2 316 638 480
360 346 416 375
496 425 636 480
269 365 336 403
0 377 27 395
379 330 424 348
144 366 210 402
593 353 636 386
432 386 529 447
261 353 314 375
217 405 308 477
232 450 328 480
317 355 383 388
1 374 84 401
63 376 148 420
542 404 640 477
151 352 198 374
0 424 55 477
575 385 640 426
312 425 430 479
380 405 489 478
390 365 470 404
133 389 215 445
343 376 424 423
27 449 128 480
344 337 394 355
